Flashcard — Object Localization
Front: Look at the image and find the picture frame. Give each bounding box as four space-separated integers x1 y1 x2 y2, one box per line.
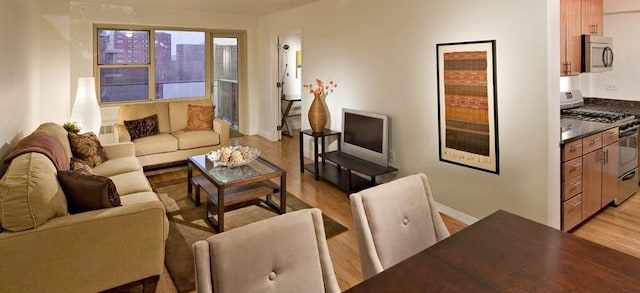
436 40 499 174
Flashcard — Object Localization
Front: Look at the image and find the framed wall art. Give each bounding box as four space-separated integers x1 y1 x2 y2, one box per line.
436 40 499 174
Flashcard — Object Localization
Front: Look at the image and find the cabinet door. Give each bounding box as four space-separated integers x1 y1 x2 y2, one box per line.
561 0 583 76
583 0 603 36
601 142 619 207
582 149 602 219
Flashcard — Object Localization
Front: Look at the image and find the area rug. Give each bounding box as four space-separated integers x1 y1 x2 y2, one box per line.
147 168 348 293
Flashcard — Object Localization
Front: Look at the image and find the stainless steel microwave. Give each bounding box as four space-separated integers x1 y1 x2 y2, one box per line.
582 35 613 73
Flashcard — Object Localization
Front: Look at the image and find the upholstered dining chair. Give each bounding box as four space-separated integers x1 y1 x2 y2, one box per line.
350 173 450 280
192 208 341 293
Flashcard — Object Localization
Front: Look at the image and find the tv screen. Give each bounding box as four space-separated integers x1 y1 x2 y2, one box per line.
344 112 383 153
341 108 388 166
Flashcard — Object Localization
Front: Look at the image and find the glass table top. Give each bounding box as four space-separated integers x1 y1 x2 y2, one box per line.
188 154 283 185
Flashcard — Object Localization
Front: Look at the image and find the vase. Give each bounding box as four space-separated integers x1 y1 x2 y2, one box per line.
308 93 327 133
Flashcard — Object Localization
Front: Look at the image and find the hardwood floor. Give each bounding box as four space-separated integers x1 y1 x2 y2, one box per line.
152 130 640 292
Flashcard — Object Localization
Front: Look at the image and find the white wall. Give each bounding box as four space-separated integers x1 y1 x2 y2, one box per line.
0 0 70 175
69 1 259 134
258 0 558 225
580 1 640 100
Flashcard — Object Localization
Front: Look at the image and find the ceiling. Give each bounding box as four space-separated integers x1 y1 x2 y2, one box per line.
75 0 320 16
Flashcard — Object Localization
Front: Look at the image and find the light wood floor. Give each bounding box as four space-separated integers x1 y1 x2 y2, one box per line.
154 130 640 292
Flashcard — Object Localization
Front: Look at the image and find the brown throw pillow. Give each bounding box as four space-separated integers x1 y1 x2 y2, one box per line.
70 157 94 175
68 132 109 168
187 104 215 131
57 171 121 214
124 114 159 140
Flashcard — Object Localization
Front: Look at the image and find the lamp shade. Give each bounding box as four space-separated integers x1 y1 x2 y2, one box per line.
70 77 101 135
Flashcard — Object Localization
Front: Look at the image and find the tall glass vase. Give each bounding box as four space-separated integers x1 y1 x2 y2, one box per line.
308 93 327 133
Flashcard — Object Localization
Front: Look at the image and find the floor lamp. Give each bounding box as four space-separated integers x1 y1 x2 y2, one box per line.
70 77 102 135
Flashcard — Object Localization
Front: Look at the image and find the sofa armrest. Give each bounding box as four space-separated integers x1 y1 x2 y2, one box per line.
114 123 132 143
0 201 168 292
213 118 230 147
102 142 136 159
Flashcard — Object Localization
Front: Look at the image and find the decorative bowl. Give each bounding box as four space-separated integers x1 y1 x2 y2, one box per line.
206 146 260 168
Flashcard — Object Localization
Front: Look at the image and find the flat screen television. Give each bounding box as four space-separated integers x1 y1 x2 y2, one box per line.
341 108 389 167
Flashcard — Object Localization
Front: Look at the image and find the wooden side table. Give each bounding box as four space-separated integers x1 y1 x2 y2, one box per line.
299 129 341 180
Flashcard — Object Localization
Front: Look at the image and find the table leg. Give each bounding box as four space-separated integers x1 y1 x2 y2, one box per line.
321 136 326 164
217 186 225 232
280 173 287 214
314 136 320 180
346 169 352 195
281 100 295 137
300 131 304 173
187 162 193 200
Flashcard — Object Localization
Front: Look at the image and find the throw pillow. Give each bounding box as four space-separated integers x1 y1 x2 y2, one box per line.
68 132 109 168
124 114 159 140
187 104 215 131
70 157 94 175
57 171 122 214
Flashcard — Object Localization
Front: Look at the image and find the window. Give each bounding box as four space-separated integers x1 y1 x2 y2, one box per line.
95 26 241 104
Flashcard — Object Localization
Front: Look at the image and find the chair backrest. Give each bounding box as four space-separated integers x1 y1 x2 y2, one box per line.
350 173 450 280
192 208 340 293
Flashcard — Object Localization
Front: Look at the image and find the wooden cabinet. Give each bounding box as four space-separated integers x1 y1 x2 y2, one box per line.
582 0 603 36
561 127 618 231
559 0 604 76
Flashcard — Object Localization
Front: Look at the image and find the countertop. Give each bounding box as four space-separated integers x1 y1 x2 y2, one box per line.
561 118 616 144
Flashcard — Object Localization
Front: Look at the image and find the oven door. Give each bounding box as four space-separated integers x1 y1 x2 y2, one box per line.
619 130 638 177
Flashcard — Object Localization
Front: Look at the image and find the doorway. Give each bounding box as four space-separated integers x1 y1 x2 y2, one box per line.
212 36 240 136
276 32 302 139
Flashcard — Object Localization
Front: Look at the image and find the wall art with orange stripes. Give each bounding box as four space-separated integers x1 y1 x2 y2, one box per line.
436 40 499 174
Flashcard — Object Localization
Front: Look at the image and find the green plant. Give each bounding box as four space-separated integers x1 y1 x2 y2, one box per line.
63 122 81 134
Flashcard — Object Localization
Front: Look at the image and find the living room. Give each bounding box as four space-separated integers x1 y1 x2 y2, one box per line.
7 0 630 291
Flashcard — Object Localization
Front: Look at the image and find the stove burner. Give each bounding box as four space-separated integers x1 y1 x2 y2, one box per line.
561 108 633 124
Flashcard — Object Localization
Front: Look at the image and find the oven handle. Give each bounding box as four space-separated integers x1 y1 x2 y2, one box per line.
622 170 637 181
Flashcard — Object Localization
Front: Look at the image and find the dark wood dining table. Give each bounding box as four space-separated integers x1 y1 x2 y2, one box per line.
346 210 640 292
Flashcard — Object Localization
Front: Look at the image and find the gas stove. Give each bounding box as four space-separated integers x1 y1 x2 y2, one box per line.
561 108 634 124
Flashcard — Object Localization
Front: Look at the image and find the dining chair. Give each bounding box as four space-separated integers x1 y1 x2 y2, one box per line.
192 208 340 293
350 173 450 280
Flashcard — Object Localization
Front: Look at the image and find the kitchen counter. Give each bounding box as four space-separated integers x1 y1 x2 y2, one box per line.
561 118 616 144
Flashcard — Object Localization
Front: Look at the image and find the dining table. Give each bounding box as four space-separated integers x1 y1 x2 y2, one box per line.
345 210 640 292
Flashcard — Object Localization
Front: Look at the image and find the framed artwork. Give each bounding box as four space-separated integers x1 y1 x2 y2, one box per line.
436 40 499 174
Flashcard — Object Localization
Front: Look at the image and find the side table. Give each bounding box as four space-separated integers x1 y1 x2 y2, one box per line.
299 129 341 180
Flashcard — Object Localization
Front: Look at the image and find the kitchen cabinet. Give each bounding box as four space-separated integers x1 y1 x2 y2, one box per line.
561 127 618 231
559 0 604 76
582 0 603 36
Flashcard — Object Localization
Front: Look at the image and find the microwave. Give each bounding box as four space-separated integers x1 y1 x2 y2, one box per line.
582 35 613 73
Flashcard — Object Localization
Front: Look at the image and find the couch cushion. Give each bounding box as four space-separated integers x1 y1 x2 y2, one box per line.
109 171 153 195
124 114 160 140
169 99 212 132
92 156 142 178
57 171 122 214
35 122 73 159
0 153 68 232
120 191 160 205
118 101 171 133
133 133 178 156
172 130 220 150
187 104 215 131
68 132 109 167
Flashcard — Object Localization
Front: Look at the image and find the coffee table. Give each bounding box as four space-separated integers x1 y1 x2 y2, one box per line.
187 154 286 232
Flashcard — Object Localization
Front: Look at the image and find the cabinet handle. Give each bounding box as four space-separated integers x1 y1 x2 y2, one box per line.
605 149 609 164
590 137 601 145
571 181 582 187
570 163 582 170
570 144 582 151
570 200 582 208
568 62 572 75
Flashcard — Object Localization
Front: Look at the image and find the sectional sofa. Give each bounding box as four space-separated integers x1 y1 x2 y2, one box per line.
0 122 168 292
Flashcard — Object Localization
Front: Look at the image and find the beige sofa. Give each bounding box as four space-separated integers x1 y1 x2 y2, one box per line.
0 122 168 293
115 99 230 168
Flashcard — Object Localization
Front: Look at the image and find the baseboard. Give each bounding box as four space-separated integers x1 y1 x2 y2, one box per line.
434 202 478 225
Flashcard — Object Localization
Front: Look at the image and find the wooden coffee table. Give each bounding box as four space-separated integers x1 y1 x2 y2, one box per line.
187 154 286 232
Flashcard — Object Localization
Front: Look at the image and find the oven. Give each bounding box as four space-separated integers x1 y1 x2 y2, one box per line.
616 120 639 205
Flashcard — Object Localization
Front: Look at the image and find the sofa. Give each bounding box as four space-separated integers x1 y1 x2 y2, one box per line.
115 99 230 168
0 122 168 293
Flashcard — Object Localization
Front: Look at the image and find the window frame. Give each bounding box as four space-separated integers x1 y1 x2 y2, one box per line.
93 24 246 107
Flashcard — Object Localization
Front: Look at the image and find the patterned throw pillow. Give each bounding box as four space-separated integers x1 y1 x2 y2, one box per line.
57 171 121 214
68 132 109 168
70 157 94 175
186 104 215 131
124 114 159 140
